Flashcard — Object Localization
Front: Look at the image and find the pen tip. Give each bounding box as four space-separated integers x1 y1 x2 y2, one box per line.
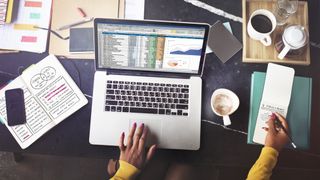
292 143 297 149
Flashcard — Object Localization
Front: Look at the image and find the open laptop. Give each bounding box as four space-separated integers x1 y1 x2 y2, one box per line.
89 18 209 150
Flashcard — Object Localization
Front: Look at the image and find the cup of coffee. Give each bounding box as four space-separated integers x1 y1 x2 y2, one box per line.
211 88 240 126
247 9 277 46
277 24 309 59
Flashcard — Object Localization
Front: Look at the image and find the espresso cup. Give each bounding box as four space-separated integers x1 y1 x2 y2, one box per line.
247 9 277 46
277 25 309 59
211 88 240 126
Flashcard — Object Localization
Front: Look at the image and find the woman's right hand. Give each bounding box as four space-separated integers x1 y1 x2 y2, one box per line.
264 112 289 152
119 123 157 169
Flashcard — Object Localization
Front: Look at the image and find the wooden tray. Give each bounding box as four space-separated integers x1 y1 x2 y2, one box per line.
242 0 310 65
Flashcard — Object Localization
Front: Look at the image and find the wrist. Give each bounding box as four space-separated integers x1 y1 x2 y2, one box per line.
113 160 140 179
264 145 281 153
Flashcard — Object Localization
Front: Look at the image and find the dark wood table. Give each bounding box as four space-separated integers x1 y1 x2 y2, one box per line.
0 0 320 170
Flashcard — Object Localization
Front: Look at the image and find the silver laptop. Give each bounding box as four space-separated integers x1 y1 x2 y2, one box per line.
89 18 209 150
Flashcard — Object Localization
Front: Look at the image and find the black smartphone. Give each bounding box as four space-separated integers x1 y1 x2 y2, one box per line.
5 88 26 126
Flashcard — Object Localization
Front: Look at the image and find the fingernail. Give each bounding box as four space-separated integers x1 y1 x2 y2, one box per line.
122 132 125 137
142 123 144 127
271 113 276 119
134 122 137 126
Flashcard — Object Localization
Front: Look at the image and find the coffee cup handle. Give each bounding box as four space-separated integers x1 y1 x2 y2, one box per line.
278 45 291 59
260 36 272 46
223 116 231 126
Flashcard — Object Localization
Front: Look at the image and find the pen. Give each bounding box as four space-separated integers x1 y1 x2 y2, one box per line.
57 17 93 31
77 7 87 17
34 26 69 40
274 117 297 149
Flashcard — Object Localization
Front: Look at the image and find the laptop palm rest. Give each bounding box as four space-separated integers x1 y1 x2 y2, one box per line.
129 119 162 147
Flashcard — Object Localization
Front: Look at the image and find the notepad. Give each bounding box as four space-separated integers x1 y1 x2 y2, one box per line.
253 63 295 145
208 21 242 63
0 55 88 149
248 72 312 149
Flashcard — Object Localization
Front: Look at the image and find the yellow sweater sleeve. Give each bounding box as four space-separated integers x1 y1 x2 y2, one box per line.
110 160 140 180
247 147 279 180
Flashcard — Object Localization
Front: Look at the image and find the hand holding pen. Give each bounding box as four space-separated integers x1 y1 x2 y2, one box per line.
273 113 297 149
263 112 295 152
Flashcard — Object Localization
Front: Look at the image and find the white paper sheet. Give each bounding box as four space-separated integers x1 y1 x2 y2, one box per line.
0 0 52 53
125 0 145 20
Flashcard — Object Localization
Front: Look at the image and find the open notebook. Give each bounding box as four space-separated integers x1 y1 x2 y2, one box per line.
0 55 88 149
253 63 295 144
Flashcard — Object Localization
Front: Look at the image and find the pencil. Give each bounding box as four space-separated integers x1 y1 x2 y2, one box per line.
274 118 297 149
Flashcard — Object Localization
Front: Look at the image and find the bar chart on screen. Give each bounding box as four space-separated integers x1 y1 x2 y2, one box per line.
0 0 52 53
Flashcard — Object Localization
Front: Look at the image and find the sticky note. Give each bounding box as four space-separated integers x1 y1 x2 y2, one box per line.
30 13 40 19
21 36 37 42
14 24 37 31
24 1 42 7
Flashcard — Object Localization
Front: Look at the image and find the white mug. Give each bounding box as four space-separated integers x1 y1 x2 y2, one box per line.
278 25 308 59
247 9 277 46
211 88 240 126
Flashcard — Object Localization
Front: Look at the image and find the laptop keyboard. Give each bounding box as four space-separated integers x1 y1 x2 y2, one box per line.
105 80 189 116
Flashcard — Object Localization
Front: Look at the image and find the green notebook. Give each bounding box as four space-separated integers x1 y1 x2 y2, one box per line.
247 72 312 150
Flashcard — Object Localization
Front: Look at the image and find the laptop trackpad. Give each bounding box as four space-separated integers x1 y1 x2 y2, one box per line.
129 119 162 147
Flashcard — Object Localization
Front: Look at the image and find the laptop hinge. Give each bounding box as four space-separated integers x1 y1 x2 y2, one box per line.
106 70 191 79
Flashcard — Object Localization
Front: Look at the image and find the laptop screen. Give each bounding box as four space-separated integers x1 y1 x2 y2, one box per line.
95 19 209 75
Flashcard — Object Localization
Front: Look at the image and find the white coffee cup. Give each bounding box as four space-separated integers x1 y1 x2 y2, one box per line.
211 88 240 126
247 9 277 46
278 25 309 59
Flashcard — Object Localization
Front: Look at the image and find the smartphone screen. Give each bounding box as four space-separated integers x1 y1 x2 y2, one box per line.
5 88 26 126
